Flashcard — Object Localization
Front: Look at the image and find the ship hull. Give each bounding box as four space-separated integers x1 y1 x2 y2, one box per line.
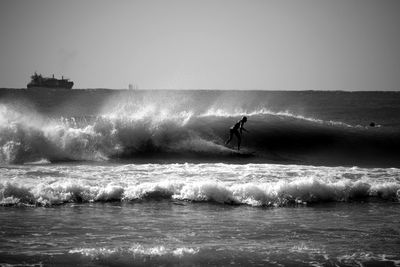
27 84 73 90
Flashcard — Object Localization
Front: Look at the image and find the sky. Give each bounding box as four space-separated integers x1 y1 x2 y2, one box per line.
0 0 400 90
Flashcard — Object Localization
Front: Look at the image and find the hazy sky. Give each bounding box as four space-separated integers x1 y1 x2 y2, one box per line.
1 0 399 90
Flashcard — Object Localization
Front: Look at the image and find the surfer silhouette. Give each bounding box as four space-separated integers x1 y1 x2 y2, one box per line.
225 116 249 150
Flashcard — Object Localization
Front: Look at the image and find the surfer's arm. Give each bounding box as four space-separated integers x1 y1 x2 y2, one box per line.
239 121 247 133
240 127 249 133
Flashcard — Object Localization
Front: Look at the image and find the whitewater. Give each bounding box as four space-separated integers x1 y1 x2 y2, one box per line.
1 89 400 266
1 163 400 207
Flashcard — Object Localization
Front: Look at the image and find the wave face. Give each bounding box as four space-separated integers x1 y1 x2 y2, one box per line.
1 163 399 207
0 90 400 166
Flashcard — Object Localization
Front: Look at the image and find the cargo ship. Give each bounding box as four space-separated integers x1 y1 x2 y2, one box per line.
27 73 74 89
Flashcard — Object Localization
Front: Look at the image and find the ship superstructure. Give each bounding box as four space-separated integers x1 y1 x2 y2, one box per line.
27 73 74 89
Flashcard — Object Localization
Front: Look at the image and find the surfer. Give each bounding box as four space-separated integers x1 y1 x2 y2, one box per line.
225 116 249 150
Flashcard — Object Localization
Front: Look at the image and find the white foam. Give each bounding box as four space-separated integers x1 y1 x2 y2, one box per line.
175 181 237 204
337 252 400 266
1 164 399 206
369 182 400 200
69 244 199 258
24 158 52 165
123 182 178 201
95 184 124 201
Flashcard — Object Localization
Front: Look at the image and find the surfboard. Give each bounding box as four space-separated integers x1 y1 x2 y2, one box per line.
228 148 256 157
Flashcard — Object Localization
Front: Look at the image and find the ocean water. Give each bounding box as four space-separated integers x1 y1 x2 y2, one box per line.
0 89 400 266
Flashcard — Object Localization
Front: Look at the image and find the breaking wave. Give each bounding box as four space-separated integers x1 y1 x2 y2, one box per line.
0 92 399 167
1 176 399 207
0 103 233 164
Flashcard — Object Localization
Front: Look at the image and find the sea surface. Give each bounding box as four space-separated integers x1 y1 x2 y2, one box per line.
0 89 399 266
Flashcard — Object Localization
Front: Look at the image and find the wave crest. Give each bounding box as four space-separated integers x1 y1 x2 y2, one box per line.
200 107 358 128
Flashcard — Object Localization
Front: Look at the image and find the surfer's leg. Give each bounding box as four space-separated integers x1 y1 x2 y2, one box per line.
225 130 234 145
234 131 241 150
